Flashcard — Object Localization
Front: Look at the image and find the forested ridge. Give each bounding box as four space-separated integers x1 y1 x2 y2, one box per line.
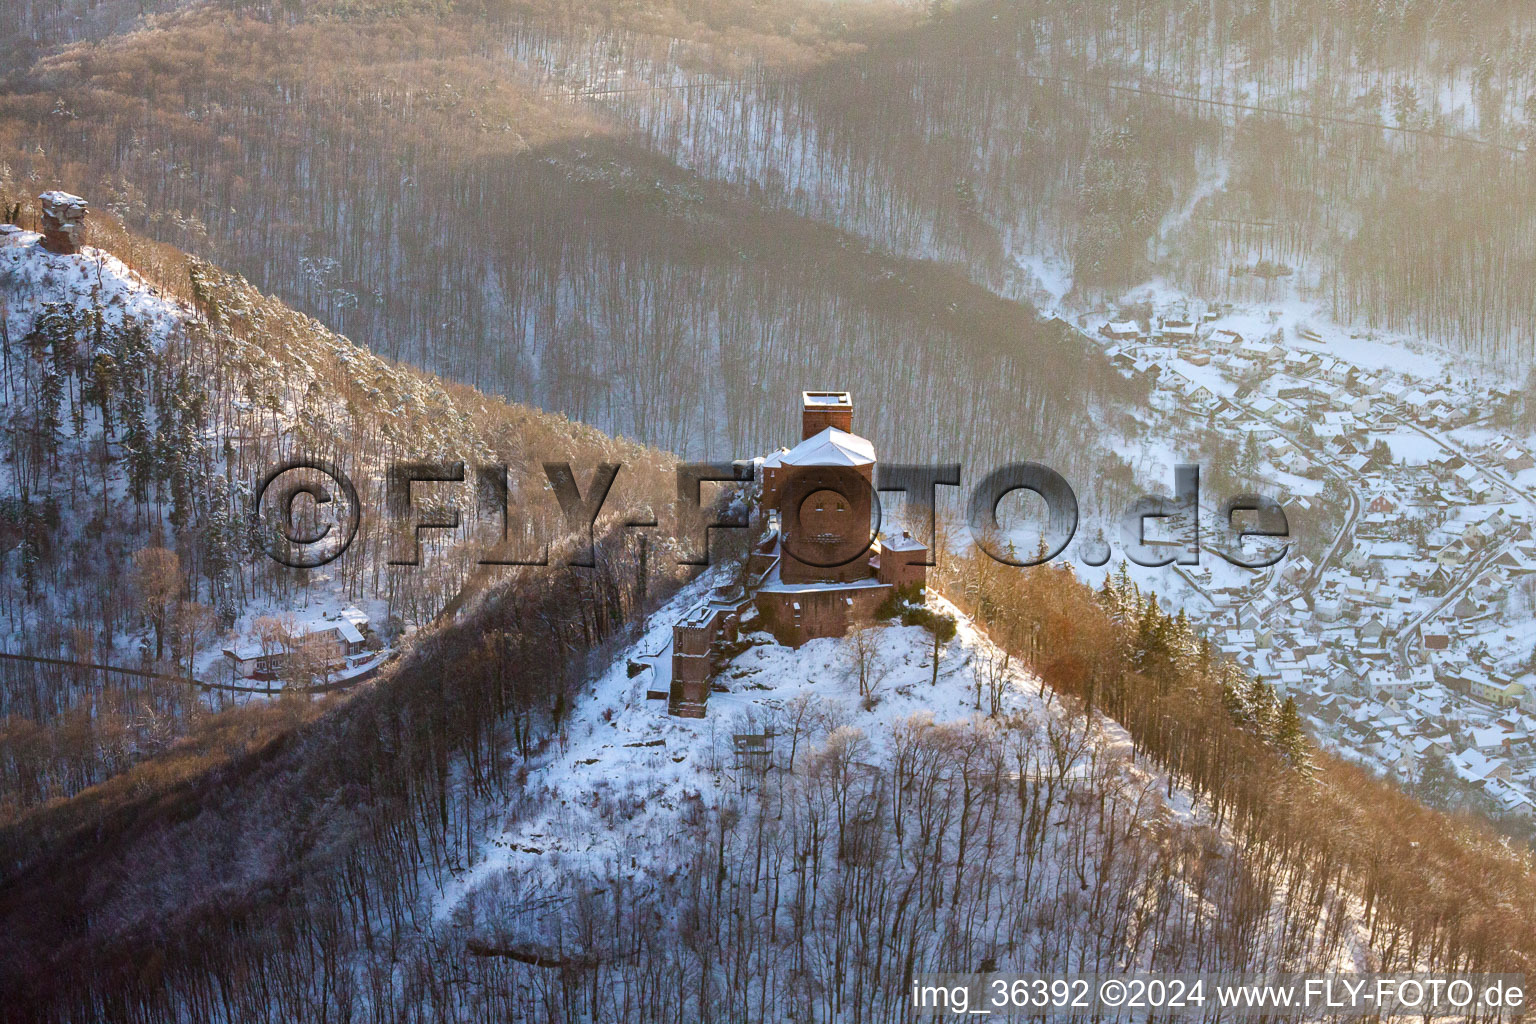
1 0 1149 505
0 209 676 842
0 524 676 1022
0 24 1131 472
0 221 695 1023
8 523 1535 1021
936 551 1536 982
8 0 1536 386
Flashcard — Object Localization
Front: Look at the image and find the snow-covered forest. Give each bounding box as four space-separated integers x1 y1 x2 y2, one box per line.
0 216 675 819
6 493 1533 1021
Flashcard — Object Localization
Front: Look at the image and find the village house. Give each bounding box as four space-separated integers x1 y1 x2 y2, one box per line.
1499 444 1535 474
1453 594 1483 620
1314 595 1344 622
223 606 372 682
1471 677 1528 708
1364 490 1398 515
1367 668 1416 702
1435 540 1471 571
1317 357 1351 385
1161 317 1198 344
1420 629 1451 655
1211 328 1244 351
1491 784 1536 820
1401 389 1432 419
1239 338 1284 364
1281 554 1314 585
1452 748 1513 785
1282 350 1316 375
1452 464 1491 500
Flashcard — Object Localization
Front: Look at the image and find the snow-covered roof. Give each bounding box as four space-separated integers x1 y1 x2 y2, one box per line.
1471 726 1508 750
224 607 369 660
779 427 876 468
881 531 926 552
1455 748 1506 781
1495 785 1533 811
759 448 789 469
225 643 266 662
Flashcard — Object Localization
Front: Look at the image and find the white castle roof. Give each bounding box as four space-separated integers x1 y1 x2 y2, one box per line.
778 426 876 468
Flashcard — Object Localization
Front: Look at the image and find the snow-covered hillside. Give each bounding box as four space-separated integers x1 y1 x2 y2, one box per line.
0 224 667 653
428 573 1374 1011
0 226 186 343
0 224 677 817
0 227 469 676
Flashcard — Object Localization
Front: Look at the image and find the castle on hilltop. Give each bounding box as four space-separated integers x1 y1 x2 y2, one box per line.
668 391 927 717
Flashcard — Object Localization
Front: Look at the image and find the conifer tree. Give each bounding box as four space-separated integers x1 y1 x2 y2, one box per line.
1239 431 1261 479
1274 697 1313 776
202 476 245 626
113 323 155 506
85 351 117 436
1415 748 1457 809
1245 675 1279 737
1220 664 1250 724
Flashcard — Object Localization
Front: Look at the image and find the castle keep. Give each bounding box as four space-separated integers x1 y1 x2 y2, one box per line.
668 391 927 716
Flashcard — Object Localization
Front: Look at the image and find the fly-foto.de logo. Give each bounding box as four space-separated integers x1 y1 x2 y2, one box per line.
252 459 1290 571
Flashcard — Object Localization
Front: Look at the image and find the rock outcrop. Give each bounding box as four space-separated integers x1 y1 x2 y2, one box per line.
37 191 88 254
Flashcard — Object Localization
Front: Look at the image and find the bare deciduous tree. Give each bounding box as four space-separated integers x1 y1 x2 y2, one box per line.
130 546 180 662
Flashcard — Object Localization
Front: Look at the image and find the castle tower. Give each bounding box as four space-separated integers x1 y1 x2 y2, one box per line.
670 387 929 693
801 391 852 440
774 421 876 585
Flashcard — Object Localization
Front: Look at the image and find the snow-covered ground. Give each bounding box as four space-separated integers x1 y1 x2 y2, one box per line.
430 569 1376 976
0 228 550 705
0 228 185 344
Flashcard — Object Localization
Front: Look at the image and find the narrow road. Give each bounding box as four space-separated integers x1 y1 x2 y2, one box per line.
1237 403 1362 621
1171 562 1220 611
1386 412 1536 505
1390 538 1516 670
0 649 389 695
